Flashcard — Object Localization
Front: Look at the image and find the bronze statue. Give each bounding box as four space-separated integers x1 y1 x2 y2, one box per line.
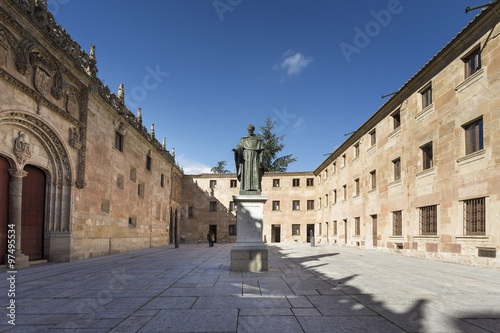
233 125 264 195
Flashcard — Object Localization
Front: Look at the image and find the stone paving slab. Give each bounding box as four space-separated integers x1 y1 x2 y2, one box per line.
1 243 500 332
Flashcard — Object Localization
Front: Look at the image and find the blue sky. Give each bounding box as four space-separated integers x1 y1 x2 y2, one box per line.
47 0 487 173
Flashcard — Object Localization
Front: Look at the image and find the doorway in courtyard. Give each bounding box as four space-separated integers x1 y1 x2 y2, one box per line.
271 224 281 243
209 225 217 243
22 165 46 260
0 156 9 264
371 214 378 247
307 224 314 243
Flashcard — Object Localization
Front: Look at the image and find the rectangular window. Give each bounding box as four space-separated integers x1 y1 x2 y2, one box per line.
332 162 337 174
370 170 376 190
393 211 402 236
343 184 347 200
464 48 481 79
128 216 137 228
307 200 314 210
272 201 280 211
292 200 300 211
117 174 124 190
319 197 322 209
146 155 152 171
229 225 236 236
333 189 337 204
342 154 346 167
392 110 401 130
463 118 483 155
306 178 314 186
292 179 300 187
355 217 360 236
421 86 433 108
393 158 401 181
325 194 328 206
230 179 237 188
130 167 136 182
188 206 193 218
319 223 322 235
464 197 485 235
292 224 300 236
319 175 322 184
421 142 433 170
354 143 360 158
354 178 360 196
370 129 376 146
210 201 217 212
333 221 338 235
324 169 328 180
420 205 437 235
273 179 280 187
229 201 235 212
138 183 145 198
115 131 124 152
210 180 217 188
160 174 165 188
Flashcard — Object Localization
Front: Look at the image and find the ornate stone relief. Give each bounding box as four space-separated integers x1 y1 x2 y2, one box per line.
0 23 28 75
115 120 127 136
0 33 8 67
69 127 81 150
13 131 32 166
27 45 62 99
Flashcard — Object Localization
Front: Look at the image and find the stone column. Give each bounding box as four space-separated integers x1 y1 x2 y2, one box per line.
8 169 29 268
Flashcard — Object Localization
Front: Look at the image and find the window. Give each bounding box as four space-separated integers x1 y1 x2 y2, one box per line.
319 175 322 184
393 158 401 181
464 48 481 79
146 155 152 172
292 224 300 236
354 178 360 196
229 225 236 236
370 129 376 146
319 223 322 235
229 201 234 212
188 206 193 218
342 154 346 167
333 221 338 235
464 197 485 235
332 162 337 174
343 184 347 200
230 179 237 188
325 194 328 206
354 143 360 158
421 142 433 170
306 178 314 186
421 85 432 108
210 180 217 188
128 216 137 228
117 174 124 189
273 179 280 187
420 205 437 235
272 201 280 211
307 200 314 210
292 200 300 211
101 200 110 213
130 167 136 182
333 189 337 204
324 169 328 180
370 170 376 190
392 110 401 130
138 183 145 198
292 179 300 187
160 174 165 188
355 217 360 236
210 201 217 212
393 211 402 236
319 197 322 209
463 118 483 155
115 131 124 152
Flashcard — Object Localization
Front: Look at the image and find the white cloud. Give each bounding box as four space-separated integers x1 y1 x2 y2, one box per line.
278 51 313 77
176 155 212 174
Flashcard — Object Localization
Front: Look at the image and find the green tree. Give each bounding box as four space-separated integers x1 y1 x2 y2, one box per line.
211 161 230 174
258 116 297 172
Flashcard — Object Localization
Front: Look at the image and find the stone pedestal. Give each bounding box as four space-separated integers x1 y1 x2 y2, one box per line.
231 195 268 271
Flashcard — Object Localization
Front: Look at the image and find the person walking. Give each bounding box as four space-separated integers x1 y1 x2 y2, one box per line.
207 231 213 247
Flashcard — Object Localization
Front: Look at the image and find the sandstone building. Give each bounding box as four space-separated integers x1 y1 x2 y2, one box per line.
0 1 499 268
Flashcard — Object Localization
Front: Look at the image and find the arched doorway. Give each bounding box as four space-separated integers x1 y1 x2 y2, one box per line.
21 165 45 260
0 156 9 264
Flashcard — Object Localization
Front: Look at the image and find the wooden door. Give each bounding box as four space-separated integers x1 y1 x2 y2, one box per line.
372 215 378 247
21 165 45 260
0 157 9 264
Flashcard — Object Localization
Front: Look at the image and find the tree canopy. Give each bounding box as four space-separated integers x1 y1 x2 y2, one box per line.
258 116 296 172
211 161 230 174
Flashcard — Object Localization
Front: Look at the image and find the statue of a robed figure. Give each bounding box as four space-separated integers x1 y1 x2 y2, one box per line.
230 124 268 271
233 125 264 195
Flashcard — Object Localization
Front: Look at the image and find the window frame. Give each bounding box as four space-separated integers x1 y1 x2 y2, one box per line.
292 178 300 187
273 179 280 187
463 47 481 79
370 170 376 190
307 200 314 210
463 197 486 235
421 142 433 170
393 158 401 181
115 131 124 152
209 201 217 212
292 200 300 211
463 117 483 155
272 200 280 211
292 224 300 236
420 205 437 235
393 211 402 236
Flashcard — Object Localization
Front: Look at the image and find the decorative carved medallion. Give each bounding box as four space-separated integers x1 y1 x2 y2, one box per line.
116 121 127 136
34 66 52 96
13 131 32 165
69 127 81 150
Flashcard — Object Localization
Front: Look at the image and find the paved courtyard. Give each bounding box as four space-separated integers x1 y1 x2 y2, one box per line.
1 243 500 332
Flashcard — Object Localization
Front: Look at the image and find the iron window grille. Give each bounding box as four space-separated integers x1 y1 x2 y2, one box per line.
393 211 402 236
464 197 485 235
420 205 437 235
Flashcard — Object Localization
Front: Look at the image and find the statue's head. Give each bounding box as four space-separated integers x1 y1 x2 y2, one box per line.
247 125 255 134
